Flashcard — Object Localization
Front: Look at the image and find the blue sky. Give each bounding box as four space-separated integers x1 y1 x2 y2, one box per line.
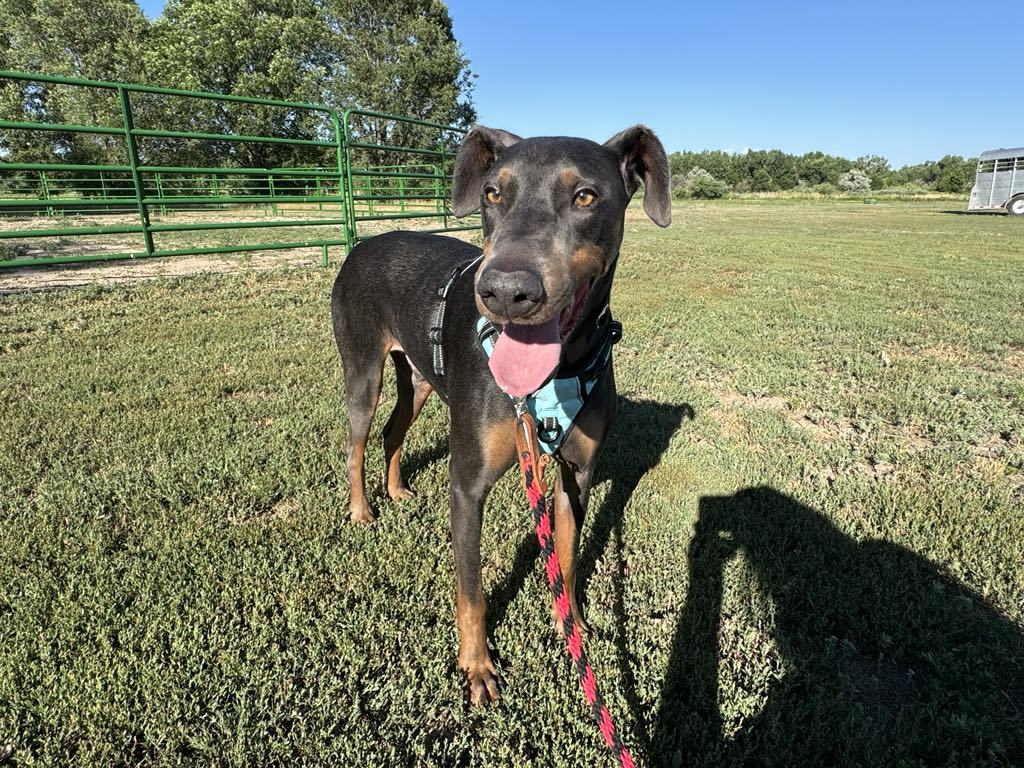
138 0 1018 166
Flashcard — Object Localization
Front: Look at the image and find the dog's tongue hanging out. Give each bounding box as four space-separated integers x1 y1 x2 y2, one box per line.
488 317 561 398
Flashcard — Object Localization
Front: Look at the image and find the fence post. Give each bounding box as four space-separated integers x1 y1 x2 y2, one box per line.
336 109 356 256
398 172 406 212
154 171 167 216
117 86 154 257
268 173 278 216
38 171 55 217
433 164 442 215
439 142 449 230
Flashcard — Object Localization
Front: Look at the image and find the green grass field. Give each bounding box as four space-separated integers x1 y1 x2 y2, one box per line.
1 200 1022 767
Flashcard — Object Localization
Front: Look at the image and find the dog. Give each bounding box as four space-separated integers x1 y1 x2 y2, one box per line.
331 124 671 705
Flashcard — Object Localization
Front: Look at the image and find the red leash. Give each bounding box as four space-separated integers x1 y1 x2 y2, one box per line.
513 406 636 768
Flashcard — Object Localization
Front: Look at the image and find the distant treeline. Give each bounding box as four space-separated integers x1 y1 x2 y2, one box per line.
0 0 476 171
670 150 976 198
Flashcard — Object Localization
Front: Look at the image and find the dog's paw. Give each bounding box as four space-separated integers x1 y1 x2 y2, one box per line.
387 482 415 502
461 656 501 706
552 600 593 639
348 499 378 525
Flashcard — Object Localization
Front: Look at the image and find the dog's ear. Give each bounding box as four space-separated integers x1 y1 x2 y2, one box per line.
604 125 671 227
451 126 522 217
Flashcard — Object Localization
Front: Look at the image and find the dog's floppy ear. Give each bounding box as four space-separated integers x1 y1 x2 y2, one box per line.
451 126 522 217
604 125 671 227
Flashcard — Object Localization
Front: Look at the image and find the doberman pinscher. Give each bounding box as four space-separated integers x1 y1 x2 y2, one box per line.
331 125 671 705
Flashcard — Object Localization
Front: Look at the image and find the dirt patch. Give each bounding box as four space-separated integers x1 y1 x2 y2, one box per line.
0 208 481 293
720 392 790 412
974 430 1016 458
0 249 322 294
899 424 936 452
229 496 300 525
714 387 861 443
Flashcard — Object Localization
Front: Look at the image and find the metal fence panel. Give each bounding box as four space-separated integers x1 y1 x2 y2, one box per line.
0 70 480 270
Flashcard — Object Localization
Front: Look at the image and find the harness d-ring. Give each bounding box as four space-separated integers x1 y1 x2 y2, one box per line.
538 417 563 446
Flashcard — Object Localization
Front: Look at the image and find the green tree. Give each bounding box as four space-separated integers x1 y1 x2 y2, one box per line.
854 154 891 189
328 0 476 166
750 163 775 192
138 0 475 168
0 0 149 164
934 155 973 194
139 0 338 168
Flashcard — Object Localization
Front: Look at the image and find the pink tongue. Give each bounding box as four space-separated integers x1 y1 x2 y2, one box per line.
488 317 561 398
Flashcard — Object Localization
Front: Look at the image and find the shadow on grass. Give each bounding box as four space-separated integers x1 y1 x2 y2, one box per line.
651 487 1024 767
937 209 1007 216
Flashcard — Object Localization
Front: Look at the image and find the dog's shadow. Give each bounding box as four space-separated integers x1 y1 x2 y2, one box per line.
651 487 1024 767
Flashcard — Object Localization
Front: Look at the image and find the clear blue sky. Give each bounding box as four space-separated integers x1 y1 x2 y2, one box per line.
138 0 1018 166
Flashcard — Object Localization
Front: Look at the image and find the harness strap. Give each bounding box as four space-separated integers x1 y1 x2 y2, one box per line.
431 254 484 377
477 312 622 455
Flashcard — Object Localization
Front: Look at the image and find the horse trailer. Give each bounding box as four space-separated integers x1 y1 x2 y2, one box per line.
968 148 1024 215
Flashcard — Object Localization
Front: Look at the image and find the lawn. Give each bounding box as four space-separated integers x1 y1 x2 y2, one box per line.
0 200 1022 767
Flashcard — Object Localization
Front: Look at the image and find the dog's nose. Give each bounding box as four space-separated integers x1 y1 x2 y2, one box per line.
476 267 545 320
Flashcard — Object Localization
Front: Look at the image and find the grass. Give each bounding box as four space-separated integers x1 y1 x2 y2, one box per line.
1 199 1022 767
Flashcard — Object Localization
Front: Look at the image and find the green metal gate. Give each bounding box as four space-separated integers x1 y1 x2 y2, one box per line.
0 70 480 270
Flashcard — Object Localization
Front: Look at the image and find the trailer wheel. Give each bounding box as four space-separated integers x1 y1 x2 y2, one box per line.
1008 196 1024 216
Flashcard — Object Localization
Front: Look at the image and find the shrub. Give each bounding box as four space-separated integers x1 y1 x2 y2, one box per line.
675 166 729 199
838 169 872 192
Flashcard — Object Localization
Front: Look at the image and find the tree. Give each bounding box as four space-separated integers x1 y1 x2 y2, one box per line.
751 164 775 192
137 0 476 168
854 154 890 189
327 0 476 166
838 168 871 192
934 155 973 194
0 0 149 165
688 168 728 199
139 0 339 168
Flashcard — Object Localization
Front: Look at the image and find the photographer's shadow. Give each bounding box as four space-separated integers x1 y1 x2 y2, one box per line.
652 487 1024 767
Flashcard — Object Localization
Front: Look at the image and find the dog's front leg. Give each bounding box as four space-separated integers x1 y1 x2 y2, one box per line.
448 418 515 705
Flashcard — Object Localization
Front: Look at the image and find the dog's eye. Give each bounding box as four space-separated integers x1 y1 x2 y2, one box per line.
574 189 596 208
485 188 501 205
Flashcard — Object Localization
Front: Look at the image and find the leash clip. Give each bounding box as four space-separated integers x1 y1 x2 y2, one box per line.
512 398 549 493
512 396 529 419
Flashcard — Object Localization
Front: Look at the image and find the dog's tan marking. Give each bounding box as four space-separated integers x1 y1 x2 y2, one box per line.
560 167 581 188
481 418 516 473
570 243 605 280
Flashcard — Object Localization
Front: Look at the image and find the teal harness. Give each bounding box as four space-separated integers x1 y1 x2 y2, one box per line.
477 314 620 455
426 254 620 457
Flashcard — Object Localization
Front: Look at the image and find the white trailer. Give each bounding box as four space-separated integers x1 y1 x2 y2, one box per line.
969 148 1024 216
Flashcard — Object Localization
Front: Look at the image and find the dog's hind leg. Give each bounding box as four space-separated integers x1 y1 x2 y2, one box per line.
340 344 386 525
382 351 432 501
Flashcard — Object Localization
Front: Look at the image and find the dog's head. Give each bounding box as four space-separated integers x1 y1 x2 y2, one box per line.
451 125 671 336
